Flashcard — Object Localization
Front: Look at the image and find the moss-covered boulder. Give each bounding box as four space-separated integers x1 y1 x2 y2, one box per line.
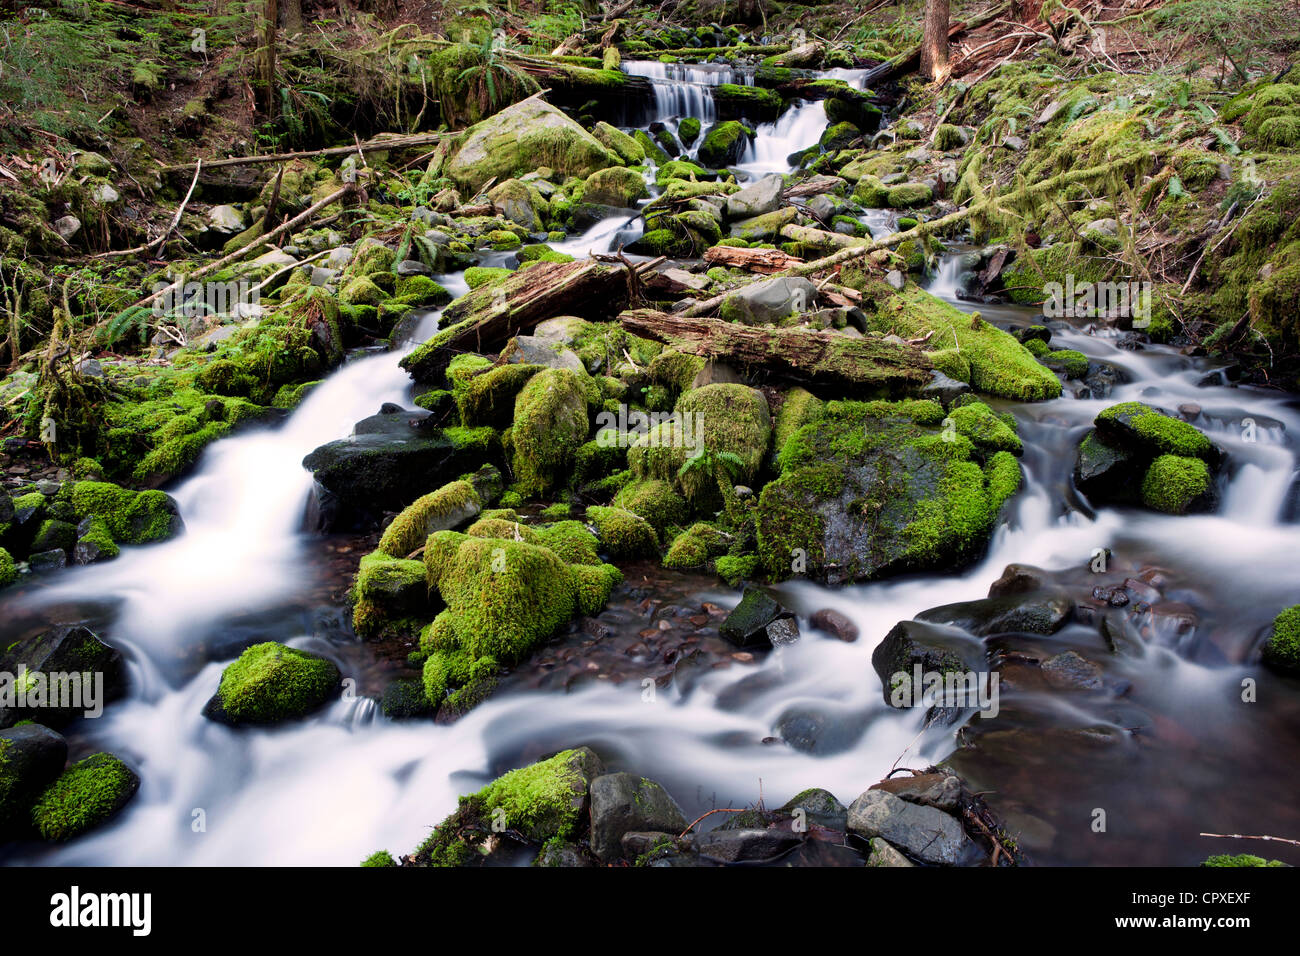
757 399 1020 584
376 468 501 559
1075 402 1219 513
628 384 771 508
30 752 139 842
510 368 594 497
698 120 753 168
203 642 341 726
584 505 659 559
0 625 128 729
351 552 430 639
0 724 68 839
1262 605 1300 676
855 282 1061 402
438 98 619 193
419 532 621 711
592 121 646 164
410 747 604 866
582 166 648 207
612 479 688 534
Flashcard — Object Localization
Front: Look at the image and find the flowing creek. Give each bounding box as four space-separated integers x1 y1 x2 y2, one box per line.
4 66 1300 868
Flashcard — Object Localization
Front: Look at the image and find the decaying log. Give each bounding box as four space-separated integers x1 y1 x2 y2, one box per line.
784 175 849 199
400 259 628 383
619 309 933 395
703 245 805 274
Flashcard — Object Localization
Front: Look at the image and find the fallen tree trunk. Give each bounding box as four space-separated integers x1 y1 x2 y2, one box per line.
619 309 933 395
157 132 452 174
685 148 1157 316
703 245 805 274
401 259 628 383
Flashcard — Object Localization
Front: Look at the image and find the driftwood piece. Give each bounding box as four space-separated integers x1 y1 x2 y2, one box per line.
619 309 932 395
703 245 805 274
400 259 629 383
780 222 871 252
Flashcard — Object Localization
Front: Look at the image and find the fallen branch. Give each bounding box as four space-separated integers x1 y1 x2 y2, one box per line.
94 159 201 259
129 184 355 313
1200 832 1300 848
157 133 453 174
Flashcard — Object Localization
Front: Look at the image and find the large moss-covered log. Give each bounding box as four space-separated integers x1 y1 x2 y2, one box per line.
401 260 629 384
619 309 932 396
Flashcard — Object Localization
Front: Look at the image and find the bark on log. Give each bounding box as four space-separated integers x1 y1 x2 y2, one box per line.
619 309 932 395
703 245 805 274
400 259 628 383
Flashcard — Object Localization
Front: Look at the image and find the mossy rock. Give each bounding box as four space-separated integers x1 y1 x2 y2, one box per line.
698 120 753 168
0 724 67 838
510 368 594 497
756 400 1020 584
411 747 604 865
1095 401 1215 460
203 642 341 726
1139 454 1213 515
30 753 139 842
583 166 648 207
1261 605 1300 676
612 479 688 534
585 505 659 559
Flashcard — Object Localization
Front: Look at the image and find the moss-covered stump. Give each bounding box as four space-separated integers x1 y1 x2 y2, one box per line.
1262 605 1300 676
419 532 621 714
409 747 604 866
756 399 1020 584
202 642 341 726
0 724 68 839
1074 402 1219 513
433 97 620 193
0 625 128 729
30 752 139 842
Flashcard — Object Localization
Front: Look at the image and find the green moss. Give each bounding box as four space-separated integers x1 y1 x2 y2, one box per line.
697 120 752 168
662 522 731 570
613 479 688 534
535 520 602 566
946 402 1023 454
714 553 760 587
75 515 119 561
30 753 138 842
464 266 513 290
679 117 701 143
457 363 543 428
1262 605 1300 675
210 642 340 725
571 562 622 615
1140 454 1212 514
585 506 659 558
1097 402 1213 459
1041 348 1090 379
1201 853 1287 867
361 850 398 867
0 548 15 587
510 368 593 497
58 481 179 546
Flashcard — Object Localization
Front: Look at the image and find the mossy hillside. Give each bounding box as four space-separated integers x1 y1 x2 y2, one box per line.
757 399 1020 582
30 753 139 842
205 642 341 726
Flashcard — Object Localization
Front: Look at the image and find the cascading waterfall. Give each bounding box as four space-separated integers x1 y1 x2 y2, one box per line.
7 83 1300 870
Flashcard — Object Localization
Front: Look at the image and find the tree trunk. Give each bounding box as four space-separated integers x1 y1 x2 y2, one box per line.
262 0 278 121
703 245 805 274
619 309 933 395
281 0 302 33
921 0 951 82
